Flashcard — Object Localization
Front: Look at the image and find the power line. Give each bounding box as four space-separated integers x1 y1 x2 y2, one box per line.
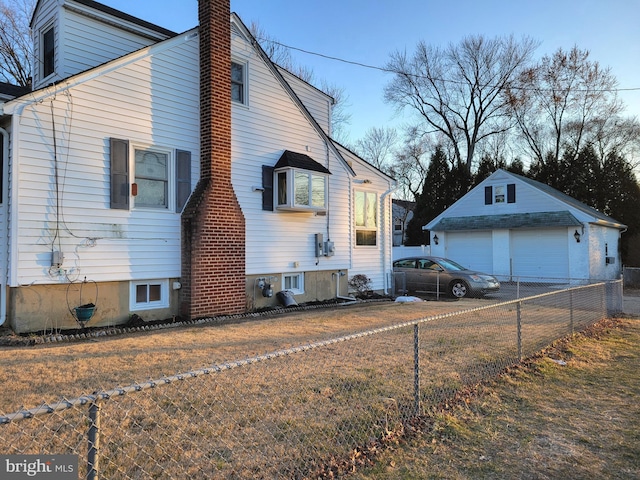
266 39 640 94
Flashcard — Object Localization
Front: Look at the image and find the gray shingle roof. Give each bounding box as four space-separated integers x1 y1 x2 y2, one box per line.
429 211 583 231
274 150 331 174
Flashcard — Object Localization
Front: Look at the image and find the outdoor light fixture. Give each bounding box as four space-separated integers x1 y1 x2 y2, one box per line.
433 234 439 245
574 230 581 243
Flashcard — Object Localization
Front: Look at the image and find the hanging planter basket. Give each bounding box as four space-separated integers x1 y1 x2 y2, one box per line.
67 278 98 328
74 303 96 323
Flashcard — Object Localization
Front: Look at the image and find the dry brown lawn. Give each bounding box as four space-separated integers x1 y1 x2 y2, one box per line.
351 316 640 480
0 298 485 414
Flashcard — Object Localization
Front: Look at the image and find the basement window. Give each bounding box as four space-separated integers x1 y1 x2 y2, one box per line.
283 273 304 295
130 280 169 311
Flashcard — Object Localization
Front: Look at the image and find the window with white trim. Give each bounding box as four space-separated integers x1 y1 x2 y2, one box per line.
276 168 327 211
355 190 377 246
283 273 304 295
109 138 191 212
231 61 247 104
42 24 55 79
130 280 169 311
134 148 170 208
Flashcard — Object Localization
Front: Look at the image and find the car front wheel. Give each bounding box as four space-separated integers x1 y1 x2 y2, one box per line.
449 280 469 298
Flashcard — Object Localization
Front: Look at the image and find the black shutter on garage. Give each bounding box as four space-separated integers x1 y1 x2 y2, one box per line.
507 183 516 203
262 165 274 211
110 138 129 210
176 150 191 212
484 186 492 205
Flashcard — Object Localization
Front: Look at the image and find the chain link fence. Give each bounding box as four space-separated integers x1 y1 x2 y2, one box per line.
0 280 622 479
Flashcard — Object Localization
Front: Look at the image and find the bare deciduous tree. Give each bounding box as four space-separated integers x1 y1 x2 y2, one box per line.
354 126 398 170
506 46 640 167
384 34 538 175
249 21 351 143
0 0 34 86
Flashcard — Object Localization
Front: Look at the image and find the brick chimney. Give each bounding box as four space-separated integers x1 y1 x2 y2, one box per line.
180 0 246 319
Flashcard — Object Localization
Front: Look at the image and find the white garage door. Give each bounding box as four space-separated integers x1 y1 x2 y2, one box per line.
511 229 568 280
445 231 493 273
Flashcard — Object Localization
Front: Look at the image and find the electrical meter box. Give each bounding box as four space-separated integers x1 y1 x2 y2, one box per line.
324 241 335 256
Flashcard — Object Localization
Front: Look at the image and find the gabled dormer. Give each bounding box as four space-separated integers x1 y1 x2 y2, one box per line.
30 0 178 90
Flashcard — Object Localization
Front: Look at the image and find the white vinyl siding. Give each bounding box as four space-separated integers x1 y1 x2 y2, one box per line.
10 32 199 285
231 26 352 276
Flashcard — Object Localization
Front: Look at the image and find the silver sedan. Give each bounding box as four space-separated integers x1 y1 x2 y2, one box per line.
393 256 500 298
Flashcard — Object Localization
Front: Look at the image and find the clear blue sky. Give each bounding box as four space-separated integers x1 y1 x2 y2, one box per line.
102 0 640 143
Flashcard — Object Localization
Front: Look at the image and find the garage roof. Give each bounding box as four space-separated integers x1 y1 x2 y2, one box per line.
428 211 583 231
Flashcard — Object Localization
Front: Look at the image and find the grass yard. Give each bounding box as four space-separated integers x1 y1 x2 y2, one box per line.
350 316 640 480
0 291 632 478
0 298 479 414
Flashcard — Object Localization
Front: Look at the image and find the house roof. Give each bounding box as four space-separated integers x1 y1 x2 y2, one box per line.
274 150 332 174
0 82 30 101
425 169 627 232
513 172 624 227
429 211 583 231
31 0 178 37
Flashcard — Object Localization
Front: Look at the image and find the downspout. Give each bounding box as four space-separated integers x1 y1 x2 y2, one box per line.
333 270 356 303
0 126 7 326
380 181 398 294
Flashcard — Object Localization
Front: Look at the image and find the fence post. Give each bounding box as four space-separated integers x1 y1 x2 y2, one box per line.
569 290 574 335
413 323 421 416
87 401 101 480
517 302 522 361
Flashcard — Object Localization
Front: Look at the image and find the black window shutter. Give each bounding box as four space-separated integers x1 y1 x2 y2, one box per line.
262 165 274 211
110 138 129 210
507 183 516 203
176 150 191 212
484 186 492 205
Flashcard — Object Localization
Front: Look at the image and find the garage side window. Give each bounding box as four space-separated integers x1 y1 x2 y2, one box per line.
485 184 516 205
355 191 377 246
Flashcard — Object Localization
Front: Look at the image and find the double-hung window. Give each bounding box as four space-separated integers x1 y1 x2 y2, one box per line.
231 61 246 104
109 138 191 212
484 184 516 205
134 148 169 208
355 191 377 246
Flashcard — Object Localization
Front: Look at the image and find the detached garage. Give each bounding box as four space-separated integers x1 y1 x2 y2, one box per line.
425 170 626 282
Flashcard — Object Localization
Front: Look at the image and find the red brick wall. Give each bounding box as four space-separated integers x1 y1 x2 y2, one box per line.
180 0 246 319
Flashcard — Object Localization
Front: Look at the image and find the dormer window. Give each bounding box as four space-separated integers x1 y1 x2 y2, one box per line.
42 24 55 79
273 150 331 212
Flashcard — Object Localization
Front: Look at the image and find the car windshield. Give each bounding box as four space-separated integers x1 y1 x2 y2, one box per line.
435 258 466 271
